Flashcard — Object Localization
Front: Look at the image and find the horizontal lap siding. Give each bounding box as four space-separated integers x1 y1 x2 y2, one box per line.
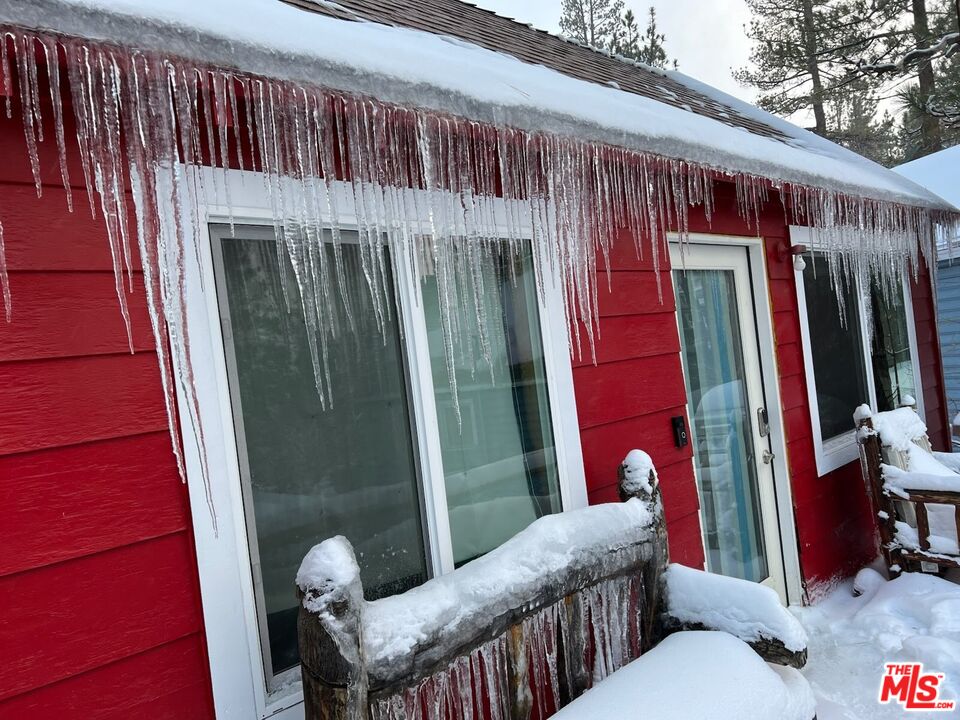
914 258 951 449
0 108 215 718
937 261 960 426
764 220 891 599
573 225 704 569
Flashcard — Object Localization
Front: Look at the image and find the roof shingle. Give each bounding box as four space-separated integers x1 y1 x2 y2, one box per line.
283 0 788 142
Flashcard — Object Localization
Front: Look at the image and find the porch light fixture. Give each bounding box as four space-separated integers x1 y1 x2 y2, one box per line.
780 242 808 272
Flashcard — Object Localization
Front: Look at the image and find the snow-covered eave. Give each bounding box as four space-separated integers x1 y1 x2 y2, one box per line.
0 0 953 214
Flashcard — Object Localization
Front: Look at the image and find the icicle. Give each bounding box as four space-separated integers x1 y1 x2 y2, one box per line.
0 217 9 321
40 36 72 211
0 23 956 536
1 31 12 119
13 33 42 196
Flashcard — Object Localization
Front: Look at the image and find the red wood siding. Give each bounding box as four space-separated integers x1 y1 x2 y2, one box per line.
912 255 950 450
762 215 876 598
0 61 951 720
573 227 704 568
761 209 922 599
0 104 215 718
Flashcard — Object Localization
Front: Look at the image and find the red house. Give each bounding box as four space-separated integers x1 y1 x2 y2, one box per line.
1 1 956 718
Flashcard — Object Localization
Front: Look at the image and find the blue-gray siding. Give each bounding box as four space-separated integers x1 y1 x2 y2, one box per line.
937 260 960 425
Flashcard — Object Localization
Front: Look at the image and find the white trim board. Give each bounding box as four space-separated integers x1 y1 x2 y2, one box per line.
790 226 925 477
668 232 803 608
170 167 586 720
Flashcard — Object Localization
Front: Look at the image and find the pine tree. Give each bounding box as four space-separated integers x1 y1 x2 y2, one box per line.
735 0 896 136
615 8 642 58
637 7 677 68
829 78 904 165
559 0 626 49
856 0 960 160
612 7 677 69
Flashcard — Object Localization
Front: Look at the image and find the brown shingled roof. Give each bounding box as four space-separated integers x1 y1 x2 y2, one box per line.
282 0 787 142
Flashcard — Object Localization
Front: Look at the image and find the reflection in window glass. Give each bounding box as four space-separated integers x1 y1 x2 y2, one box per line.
870 279 917 412
213 225 427 684
422 243 562 566
675 268 768 583
802 253 870 441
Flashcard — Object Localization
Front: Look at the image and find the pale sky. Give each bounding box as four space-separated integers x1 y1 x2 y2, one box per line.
466 0 756 103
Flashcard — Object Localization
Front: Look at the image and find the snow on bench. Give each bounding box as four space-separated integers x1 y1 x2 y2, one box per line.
856 403 960 572
551 631 815 720
661 564 807 662
296 450 810 720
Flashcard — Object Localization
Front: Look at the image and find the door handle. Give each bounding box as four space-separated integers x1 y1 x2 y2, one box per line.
762 449 775 464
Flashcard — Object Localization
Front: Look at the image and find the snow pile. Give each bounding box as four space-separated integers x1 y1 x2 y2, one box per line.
296 535 363 615
934 451 960 474
870 406 930 452
853 403 873 425
883 458 960 495
551 631 816 720
620 449 658 497
797 568 960 719
662 564 808 652
361 499 655 679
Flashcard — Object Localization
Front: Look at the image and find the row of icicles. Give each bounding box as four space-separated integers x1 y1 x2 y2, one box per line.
370 574 641 720
1 26 957 529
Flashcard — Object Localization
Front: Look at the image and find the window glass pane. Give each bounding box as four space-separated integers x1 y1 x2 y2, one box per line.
213 225 427 683
802 253 869 441
422 243 562 566
870 279 917 412
675 268 768 583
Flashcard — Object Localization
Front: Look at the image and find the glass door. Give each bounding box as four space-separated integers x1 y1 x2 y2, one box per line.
672 242 786 601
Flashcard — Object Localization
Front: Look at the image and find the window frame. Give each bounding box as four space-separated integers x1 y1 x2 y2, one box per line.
790 226 924 477
171 167 587 720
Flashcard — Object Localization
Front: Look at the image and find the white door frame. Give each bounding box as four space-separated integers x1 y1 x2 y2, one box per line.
669 233 803 606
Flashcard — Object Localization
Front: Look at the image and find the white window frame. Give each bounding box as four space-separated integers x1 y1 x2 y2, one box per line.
170 167 586 720
790 226 924 476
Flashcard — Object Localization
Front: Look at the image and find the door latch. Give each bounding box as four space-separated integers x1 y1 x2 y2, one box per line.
762 449 775 465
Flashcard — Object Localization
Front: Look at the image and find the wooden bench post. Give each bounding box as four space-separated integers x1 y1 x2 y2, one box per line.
856 414 906 577
618 453 668 654
297 538 367 720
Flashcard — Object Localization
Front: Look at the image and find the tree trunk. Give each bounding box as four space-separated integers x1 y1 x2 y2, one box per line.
911 0 943 153
801 0 828 136
588 0 596 46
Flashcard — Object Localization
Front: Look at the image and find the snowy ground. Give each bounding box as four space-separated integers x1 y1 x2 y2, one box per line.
796 566 960 719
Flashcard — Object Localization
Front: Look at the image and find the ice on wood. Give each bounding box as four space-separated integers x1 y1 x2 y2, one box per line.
298 499 658 720
359 499 653 677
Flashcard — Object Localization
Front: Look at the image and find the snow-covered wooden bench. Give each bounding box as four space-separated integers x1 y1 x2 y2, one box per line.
856 403 960 576
296 451 812 720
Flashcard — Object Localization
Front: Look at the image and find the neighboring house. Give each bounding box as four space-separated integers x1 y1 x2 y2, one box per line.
896 145 960 431
0 1 956 719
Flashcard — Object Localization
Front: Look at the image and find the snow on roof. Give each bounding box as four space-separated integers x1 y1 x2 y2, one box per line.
895 146 960 258
895 146 960 209
0 0 951 211
290 0 791 143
